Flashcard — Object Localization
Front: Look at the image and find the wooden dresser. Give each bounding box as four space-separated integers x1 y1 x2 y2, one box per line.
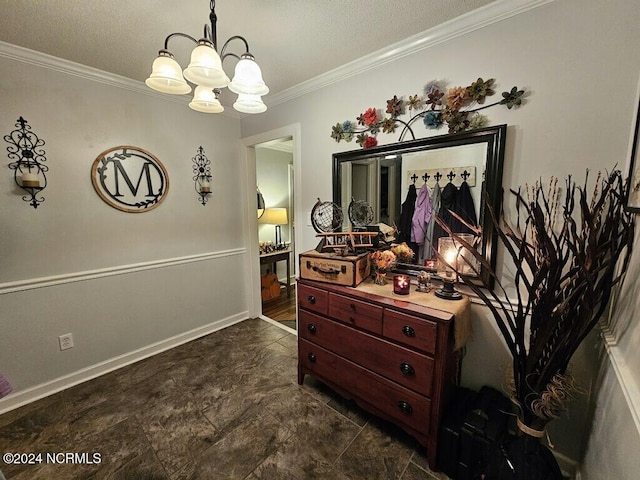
297 277 470 469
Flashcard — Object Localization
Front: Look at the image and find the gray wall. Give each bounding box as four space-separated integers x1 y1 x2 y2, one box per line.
240 0 640 474
0 46 250 410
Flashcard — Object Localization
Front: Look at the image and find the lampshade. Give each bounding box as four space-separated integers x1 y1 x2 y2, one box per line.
183 41 230 88
189 86 224 113
228 55 269 96
259 207 288 225
145 52 192 94
233 93 267 114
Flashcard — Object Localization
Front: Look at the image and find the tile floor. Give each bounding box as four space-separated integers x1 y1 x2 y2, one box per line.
0 319 449 480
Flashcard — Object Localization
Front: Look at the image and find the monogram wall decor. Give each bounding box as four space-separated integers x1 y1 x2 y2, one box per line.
91 145 169 213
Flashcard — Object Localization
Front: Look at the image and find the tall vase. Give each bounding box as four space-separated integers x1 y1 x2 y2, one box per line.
374 269 388 285
485 425 563 479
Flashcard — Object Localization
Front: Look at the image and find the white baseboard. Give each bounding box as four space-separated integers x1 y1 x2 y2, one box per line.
259 315 297 334
0 312 249 414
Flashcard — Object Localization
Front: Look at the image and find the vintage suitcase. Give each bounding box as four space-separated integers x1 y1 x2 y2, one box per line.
299 250 370 287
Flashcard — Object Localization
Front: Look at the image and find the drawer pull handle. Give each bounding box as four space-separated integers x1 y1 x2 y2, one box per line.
402 325 415 337
307 352 317 363
350 303 356 310
307 323 317 334
349 316 356 324
308 295 316 304
397 401 413 414
400 363 415 376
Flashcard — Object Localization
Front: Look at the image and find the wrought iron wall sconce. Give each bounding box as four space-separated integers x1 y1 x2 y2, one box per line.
5 116 49 208
192 146 212 205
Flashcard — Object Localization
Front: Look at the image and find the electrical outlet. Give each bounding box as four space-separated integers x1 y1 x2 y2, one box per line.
59 333 74 351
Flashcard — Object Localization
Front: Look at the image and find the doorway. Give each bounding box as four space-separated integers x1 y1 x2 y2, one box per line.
242 124 301 334
256 138 297 330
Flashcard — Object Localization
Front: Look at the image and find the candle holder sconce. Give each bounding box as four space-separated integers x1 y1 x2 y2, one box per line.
5 117 49 208
192 146 212 206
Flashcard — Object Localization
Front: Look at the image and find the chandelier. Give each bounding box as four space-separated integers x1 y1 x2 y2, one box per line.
145 0 268 114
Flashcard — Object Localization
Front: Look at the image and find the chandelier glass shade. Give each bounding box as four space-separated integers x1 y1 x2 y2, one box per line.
228 55 269 96
189 86 225 113
145 1 268 114
145 52 192 94
233 93 267 114
182 40 229 88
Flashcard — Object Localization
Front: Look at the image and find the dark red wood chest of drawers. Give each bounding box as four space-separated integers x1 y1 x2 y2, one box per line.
297 278 463 469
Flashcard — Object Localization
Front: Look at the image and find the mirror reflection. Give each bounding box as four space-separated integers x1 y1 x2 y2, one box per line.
333 124 507 287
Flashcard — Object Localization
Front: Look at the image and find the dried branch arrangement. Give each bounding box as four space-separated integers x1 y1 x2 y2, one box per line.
438 169 635 432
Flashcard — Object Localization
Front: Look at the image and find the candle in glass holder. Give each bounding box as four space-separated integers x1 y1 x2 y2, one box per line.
21 170 40 187
393 274 410 295
199 177 211 193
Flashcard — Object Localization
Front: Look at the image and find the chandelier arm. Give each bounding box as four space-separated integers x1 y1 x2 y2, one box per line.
220 35 251 59
221 52 241 64
163 32 199 51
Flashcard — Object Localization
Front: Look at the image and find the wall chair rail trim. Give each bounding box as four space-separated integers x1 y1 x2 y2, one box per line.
0 248 245 295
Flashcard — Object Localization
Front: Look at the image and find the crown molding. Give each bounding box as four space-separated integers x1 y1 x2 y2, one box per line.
266 0 555 107
0 0 554 113
0 41 241 119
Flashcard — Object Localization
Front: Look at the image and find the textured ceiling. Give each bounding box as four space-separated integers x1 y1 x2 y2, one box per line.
0 0 494 97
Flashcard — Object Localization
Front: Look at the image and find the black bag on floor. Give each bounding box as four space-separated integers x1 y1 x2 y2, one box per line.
458 386 512 480
437 386 478 478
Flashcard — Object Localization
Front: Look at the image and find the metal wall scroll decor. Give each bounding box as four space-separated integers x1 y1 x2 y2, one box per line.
91 145 169 213
192 146 212 206
5 116 49 208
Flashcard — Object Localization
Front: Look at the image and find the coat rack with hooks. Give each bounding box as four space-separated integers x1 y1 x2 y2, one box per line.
406 166 476 189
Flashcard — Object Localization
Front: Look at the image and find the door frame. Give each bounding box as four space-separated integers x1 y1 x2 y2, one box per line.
242 124 302 319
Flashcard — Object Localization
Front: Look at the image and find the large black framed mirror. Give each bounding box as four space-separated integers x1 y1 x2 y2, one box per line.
332 124 507 288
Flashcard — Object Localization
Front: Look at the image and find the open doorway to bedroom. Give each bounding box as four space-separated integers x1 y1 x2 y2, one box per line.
255 137 297 331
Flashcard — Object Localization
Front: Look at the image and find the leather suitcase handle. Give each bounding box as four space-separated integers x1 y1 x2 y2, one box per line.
306 261 347 275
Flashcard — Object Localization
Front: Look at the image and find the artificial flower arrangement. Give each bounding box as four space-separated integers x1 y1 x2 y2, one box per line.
370 249 397 271
370 249 397 285
391 242 415 264
330 78 525 148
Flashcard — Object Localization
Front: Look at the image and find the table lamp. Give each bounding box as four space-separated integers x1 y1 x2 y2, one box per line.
260 207 288 246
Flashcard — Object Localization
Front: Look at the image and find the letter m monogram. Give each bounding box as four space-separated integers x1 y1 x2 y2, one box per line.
111 159 155 197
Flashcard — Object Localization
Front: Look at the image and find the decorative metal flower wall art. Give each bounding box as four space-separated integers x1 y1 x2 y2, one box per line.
330 78 525 148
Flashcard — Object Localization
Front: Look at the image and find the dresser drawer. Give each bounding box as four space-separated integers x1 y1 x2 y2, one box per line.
299 339 431 433
299 310 434 397
328 292 383 335
383 309 437 355
297 283 329 315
